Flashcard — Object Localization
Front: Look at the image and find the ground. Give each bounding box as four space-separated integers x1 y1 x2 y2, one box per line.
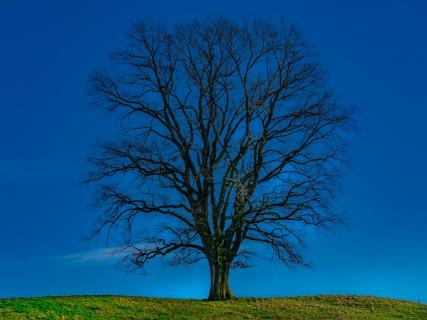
0 295 426 319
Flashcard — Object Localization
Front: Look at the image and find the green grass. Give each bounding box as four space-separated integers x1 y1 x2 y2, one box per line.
0 295 426 319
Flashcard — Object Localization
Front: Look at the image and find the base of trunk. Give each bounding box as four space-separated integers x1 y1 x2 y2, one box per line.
208 284 234 300
208 261 234 300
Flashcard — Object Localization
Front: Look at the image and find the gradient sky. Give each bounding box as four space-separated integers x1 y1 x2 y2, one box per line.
1 0 426 302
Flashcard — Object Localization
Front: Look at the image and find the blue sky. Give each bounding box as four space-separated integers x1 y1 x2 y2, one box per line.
0 0 426 302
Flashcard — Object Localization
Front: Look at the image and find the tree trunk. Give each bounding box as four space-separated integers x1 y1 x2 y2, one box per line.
208 258 234 300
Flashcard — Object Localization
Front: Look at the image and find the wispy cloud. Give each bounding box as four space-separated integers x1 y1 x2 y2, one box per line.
0 246 144 265
58 247 127 264
0 247 127 266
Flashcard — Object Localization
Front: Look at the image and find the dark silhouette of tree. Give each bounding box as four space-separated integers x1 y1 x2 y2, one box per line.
87 17 354 300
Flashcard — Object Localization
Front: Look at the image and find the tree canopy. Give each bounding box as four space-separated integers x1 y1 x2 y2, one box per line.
87 17 354 300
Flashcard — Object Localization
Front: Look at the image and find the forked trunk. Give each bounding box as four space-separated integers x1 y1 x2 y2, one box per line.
208 258 234 300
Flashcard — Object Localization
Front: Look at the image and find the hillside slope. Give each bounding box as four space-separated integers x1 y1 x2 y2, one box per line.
0 295 426 319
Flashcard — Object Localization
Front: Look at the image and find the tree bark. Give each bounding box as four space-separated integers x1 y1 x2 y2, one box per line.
208 258 234 300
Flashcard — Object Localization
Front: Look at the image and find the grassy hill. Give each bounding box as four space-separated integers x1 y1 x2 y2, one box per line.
0 295 426 319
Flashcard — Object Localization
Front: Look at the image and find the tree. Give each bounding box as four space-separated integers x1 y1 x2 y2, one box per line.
87 17 353 300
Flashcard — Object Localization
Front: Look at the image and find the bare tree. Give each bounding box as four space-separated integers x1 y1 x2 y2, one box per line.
87 17 353 300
